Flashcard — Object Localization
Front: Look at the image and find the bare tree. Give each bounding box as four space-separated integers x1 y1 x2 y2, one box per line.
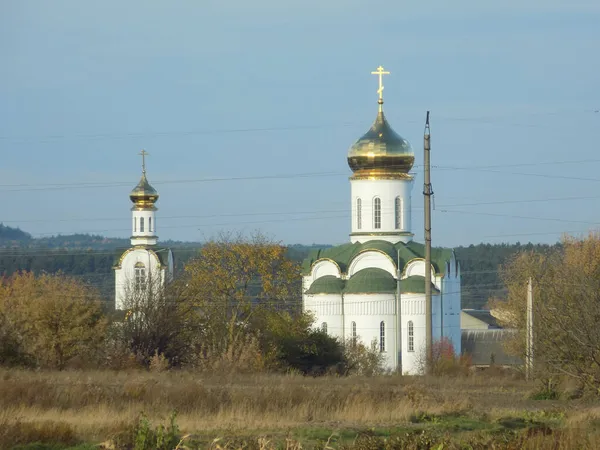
491 233 600 392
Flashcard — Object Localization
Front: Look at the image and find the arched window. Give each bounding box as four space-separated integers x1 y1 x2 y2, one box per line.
373 197 381 229
395 197 402 229
379 321 385 352
133 217 137 232
356 198 362 229
321 322 328 334
408 321 414 352
134 262 146 291
149 217 152 232
351 321 357 345
140 217 145 232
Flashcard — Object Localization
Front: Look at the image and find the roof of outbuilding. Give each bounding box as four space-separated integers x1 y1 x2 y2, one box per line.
462 309 500 328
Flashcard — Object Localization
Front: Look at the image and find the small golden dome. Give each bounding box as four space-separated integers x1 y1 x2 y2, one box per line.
130 173 158 207
347 109 414 179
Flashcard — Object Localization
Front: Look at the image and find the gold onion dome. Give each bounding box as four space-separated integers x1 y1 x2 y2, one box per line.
129 172 158 205
130 150 158 207
130 173 158 207
347 108 414 178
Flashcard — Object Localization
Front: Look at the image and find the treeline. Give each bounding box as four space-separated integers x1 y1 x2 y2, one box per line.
455 242 560 308
1 223 563 309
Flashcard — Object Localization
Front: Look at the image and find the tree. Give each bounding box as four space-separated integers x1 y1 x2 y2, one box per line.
110 273 196 368
0 271 107 369
491 233 600 392
181 232 301 370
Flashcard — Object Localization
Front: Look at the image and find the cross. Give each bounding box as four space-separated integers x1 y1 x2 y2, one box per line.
138 149 149 174
371 65 390 104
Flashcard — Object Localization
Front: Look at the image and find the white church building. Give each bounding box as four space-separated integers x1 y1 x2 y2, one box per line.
302 67 461 375
114 151 174 311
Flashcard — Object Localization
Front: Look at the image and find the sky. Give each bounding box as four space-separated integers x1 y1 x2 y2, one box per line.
0 0 599 247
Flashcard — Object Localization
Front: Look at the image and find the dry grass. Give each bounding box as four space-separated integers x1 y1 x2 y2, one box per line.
0 369 598 448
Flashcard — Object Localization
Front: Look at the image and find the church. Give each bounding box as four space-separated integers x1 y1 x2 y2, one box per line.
302 67 461 375
113 151 174 311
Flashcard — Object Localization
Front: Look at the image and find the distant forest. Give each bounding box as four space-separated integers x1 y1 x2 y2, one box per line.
0 223 559 309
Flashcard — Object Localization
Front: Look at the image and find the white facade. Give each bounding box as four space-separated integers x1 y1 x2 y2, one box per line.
114 162 173 312
114 247 174 311
131 206 157 246
302 69 462 374
350 178 414 244
303 252 461 374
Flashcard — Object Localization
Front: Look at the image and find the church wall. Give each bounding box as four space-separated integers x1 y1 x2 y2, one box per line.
348 251 396 277
311 260 341 281
350 178 413 243
344 293 398 370
400 293 426 374
114 249 165 311
443 270 462 355
303 293 344 340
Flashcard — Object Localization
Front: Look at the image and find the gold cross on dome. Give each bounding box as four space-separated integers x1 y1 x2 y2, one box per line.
371 65 390 104
138 149 149 174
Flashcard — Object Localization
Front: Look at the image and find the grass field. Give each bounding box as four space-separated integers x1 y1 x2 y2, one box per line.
0 369 599 449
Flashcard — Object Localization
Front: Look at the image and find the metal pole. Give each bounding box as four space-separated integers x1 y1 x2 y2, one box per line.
526 277 533 380
424 111 433 374
396 248 402 374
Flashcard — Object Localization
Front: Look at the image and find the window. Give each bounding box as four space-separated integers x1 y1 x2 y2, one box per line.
357 198 362 229
140 217 145 232
351 321 357 345
133 218 137 232
374 197 381 229
408 321 414 352
149 217 152 232
321 322 328 334
379 321 385 352
134 262 146 290
395 197 402 229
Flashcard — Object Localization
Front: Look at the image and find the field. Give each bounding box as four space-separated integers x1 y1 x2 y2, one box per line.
0 369 599 449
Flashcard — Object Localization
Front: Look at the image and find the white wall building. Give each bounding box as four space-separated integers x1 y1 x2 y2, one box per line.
114 152 173 311
302 67 461 374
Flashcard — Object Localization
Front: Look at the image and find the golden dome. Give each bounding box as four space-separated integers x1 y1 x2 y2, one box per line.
130 172 158 208
347 109 414 179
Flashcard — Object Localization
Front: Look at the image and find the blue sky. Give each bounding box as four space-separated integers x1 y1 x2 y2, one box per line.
1 0 599 247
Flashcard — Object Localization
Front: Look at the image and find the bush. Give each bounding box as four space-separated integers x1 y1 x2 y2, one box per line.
110 411 182 450
420 337 471 376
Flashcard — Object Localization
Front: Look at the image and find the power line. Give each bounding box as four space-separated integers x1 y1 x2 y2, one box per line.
0 108 593 144
2 157 600 192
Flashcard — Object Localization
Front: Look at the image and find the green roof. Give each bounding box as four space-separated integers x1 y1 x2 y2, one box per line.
344 268 397 294
305 271 442 296
305 276 345 294
301 240 454 276
401 275 440 294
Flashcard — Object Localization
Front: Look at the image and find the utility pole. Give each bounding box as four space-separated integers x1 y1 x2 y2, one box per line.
526 277 534 380
424 111 433 373
396 248 402 374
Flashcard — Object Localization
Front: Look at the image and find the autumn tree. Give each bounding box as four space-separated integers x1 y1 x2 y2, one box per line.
109 272 196 368
491 233 600 392
181 232 303 370
0 271 107 369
